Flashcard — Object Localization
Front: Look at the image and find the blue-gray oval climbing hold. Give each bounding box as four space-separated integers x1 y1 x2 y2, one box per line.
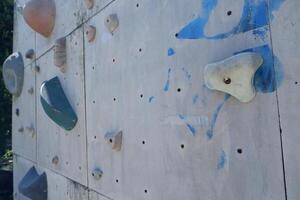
2 52 24 97
40 76 78 131
18 166 47 200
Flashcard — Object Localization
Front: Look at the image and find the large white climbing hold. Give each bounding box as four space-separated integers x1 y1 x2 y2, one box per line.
204 52 263 103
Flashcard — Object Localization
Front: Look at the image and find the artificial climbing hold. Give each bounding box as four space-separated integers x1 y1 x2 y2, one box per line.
28 87 34 95
18 166 47 200
92 168 103 180
204 52 263 103
22 0 56 37
84 0 94 9
40 76 78 131
104 131 123 151
105 14 119 34
86 25 96 43
54 37 67 72
52 156 59 165
2 52 24 97
25 49 35 60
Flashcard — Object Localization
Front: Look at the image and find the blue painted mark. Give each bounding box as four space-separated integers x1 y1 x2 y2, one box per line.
168 48 175 56
182 68 192 80
252 27 268 42
186 123 196 136
177 114 197 136
193 95 199 104
149 96 155 103
235 45 284 93
177 113 185 120
176 0 284 40
269 0 285 20
163 68 171 92
206 94 230 140
217 150 226 170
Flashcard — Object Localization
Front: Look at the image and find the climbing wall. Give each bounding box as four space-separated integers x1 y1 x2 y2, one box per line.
10 0 299 199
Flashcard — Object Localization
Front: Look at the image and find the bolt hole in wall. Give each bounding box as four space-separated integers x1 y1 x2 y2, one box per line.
144 189 148 194
136 3 139 8
113 98 116 101
180 144 185 149
16 108 19 116
140 94 143 98
237 148 243 154
295 81 298 85
227 10 232 16
116 179 119 183
142 140 145 144
177 88 181 92
139 48 142 52
113 58 116 63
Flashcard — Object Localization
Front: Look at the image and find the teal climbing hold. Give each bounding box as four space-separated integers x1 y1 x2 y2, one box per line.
40 76 78 131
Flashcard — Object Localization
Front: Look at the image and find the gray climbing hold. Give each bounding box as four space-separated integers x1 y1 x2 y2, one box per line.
204 52 263 103
25 49 35 59
40 76 78 131
105 131 123 151
54 37 67 72
92 168 103 180
105 14 119 34
2 52 24 97
18 166 47 200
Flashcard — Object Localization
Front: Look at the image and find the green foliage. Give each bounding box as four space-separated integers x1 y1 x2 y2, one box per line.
0 0 13 159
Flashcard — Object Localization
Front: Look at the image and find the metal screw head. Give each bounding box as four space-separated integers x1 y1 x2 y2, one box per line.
223 77 231 84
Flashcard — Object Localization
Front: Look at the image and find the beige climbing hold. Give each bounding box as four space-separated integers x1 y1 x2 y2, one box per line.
84 0 94 9
22 0 56 37
54 37 67 72
204 52 263 103
105 14 119 34
105 131 123 151
86 25 96 43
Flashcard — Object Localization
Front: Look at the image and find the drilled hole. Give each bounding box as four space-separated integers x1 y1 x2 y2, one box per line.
175 33 179 38
177 88 181 92
142 141 145 144
113 98 116 101
180 144 185 149
139 48 142 52
116 179 119 183
106 19 110 23
144 189 148 194
94 136 97 139
227 11 232 16
140 94 143 98
93 100 95 104
223 77 231 84
113 58 116 63
136 3 139 7
237 148 243 154
109 139 113 143
92 66 95 70
295 81 298 85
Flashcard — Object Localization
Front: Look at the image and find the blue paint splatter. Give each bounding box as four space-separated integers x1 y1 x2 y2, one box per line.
176 0 284 40
182 67 192 80
217 150 226 170
168 48 175 56
163 68 171 92
193 95 199 104
252 27 268 42
235 45 284 93
177 114 197 136
206 94 230 140
177 113 185 120
149 96 155 103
